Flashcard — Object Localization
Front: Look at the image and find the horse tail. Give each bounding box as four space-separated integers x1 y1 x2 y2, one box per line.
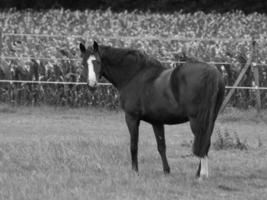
192 68 222 157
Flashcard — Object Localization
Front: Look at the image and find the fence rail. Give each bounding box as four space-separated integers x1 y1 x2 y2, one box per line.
1 56 267 67
0 56 242 66
2 32 267 43
0 79 112 85
0 80 267 90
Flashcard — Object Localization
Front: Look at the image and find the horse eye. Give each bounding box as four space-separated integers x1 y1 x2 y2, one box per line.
94 60 101 64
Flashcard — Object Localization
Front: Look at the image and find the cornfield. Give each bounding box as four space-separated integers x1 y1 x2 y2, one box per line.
0 9 267 108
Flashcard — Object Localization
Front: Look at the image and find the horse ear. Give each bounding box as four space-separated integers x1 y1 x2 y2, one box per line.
79 43 86 53
93 41 99 52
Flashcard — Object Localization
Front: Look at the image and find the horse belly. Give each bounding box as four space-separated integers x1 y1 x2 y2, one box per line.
142 111 189 124
141 101 189 124
141 71 189 124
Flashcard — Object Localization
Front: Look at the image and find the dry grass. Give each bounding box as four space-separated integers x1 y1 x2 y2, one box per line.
0 105 266 200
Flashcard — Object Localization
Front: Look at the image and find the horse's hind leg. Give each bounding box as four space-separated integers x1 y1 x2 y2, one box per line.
125 113 140 172
194 83 224 179
190 118 214 180
152 124 170 174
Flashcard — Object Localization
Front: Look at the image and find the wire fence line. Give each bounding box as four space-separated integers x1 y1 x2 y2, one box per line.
2 32 267 43
1 56 81 62
2 56 267 68
0 55 235 65
1 56 267 67
0 80 112 85
0 80 267 90
2 32 82 39
225 86 267 90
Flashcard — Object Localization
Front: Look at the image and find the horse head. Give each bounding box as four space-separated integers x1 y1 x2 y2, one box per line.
79 41 102 89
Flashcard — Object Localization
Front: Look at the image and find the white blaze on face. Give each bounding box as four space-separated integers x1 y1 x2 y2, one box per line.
87 55 97 87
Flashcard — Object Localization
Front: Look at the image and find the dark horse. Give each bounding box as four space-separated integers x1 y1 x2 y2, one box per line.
80 41 225 180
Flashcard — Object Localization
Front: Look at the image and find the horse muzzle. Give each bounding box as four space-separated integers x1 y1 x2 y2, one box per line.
88 79 97 87
87 80 97 92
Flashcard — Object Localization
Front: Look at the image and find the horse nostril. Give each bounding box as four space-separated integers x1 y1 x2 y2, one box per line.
88 84 97 93
87 81 97 88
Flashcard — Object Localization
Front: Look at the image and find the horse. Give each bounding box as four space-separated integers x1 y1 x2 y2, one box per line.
79 41 225 180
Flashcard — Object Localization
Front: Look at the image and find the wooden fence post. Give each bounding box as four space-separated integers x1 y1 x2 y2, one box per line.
252 64 262 113
253 65 261 114
0 28 2 69
250 39 261 114
220 39 255 113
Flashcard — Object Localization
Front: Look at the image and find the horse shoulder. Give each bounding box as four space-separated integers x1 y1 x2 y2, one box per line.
119 82 143 116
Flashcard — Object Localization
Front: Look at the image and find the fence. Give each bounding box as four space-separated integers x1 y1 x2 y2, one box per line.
0 30 267 111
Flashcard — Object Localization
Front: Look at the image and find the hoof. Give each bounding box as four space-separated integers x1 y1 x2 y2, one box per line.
196 173 208 181
132 166 138 172
196 156 209 181
164 167 170 174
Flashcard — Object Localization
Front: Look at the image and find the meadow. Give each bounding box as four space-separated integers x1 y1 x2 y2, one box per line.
0 105 266 200
0 8 267 200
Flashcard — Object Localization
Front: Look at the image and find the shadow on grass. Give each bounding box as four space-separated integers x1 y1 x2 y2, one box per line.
0 104 17 113
214 168 267 192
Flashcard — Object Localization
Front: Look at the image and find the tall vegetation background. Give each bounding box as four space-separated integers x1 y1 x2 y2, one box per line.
0 1 266 109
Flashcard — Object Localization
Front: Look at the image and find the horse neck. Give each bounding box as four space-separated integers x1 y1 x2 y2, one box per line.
100 46 143 90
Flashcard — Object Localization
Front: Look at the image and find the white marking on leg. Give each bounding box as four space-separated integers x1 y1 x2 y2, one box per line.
200 156 209 178
87 55 97 87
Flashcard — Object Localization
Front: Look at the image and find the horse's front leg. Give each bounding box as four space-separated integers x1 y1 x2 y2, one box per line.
125 113 140 172
152 124 170 174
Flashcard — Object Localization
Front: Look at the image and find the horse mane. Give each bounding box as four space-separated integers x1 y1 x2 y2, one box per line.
100 45 164 70
137 50 165 69
185 57 202 64
178 53 204 64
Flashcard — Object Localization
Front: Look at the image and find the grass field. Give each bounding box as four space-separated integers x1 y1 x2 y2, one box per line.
0 105 266 200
